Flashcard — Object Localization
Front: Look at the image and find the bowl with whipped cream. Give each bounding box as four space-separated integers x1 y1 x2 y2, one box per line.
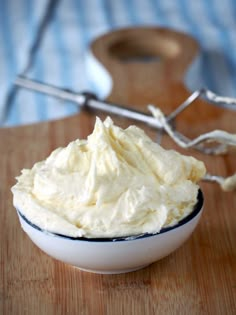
12 117 205 274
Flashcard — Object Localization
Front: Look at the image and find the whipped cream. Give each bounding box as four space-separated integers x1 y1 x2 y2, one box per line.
12 117 206 238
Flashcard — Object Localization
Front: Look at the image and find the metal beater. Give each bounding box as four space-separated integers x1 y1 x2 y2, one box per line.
15 76 236 191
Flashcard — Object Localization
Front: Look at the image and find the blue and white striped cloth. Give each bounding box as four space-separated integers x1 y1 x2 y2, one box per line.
0 0 236 126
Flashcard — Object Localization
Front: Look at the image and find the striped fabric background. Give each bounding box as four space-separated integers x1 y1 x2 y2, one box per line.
0 0 235 126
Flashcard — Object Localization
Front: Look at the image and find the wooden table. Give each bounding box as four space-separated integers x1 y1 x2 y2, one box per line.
1 28 235 314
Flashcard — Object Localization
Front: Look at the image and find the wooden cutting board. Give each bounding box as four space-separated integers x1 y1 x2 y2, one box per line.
1 27 235 315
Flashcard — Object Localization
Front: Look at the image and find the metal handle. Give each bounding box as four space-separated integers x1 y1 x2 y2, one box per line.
15 76 162 129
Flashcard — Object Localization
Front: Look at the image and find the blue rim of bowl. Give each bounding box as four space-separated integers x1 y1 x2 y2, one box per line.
17 189 203 242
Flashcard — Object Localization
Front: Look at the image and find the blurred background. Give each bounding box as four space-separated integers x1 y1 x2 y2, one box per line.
0 0 235 127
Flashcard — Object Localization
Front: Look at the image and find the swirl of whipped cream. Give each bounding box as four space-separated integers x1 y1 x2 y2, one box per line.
12 117 206 238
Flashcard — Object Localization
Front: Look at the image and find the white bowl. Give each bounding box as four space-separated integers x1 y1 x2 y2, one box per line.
16 190 204 274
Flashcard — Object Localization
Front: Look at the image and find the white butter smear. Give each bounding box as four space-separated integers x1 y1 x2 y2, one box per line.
12 117 206 238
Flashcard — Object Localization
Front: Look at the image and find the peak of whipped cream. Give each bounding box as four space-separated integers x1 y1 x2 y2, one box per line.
12 117 206 238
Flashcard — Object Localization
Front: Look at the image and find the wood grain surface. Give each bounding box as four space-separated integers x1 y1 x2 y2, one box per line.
1 27 235 315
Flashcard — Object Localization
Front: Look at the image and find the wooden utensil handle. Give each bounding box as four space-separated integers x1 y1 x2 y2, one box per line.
90 27 199 109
